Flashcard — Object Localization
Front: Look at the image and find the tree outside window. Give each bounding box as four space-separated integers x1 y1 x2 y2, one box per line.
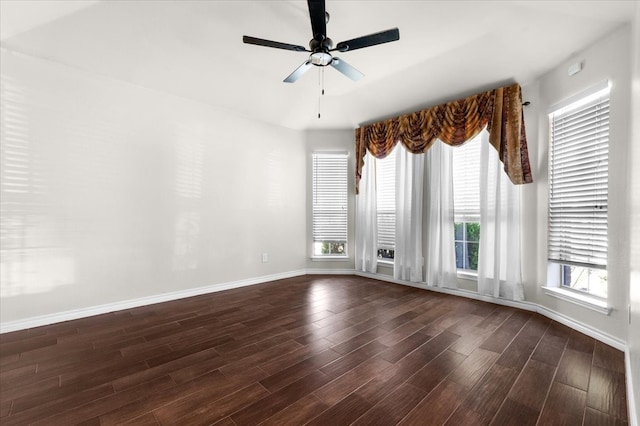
454 222 479 271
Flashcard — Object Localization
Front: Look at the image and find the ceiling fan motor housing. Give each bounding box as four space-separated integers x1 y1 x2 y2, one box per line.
309 37 333 51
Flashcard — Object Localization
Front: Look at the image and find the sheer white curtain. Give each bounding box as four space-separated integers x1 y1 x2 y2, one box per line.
394 145 424 282
355 151 378 273
424 141 458 288
477 131 524 300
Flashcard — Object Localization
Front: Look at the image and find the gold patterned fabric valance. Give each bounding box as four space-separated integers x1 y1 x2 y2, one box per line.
355 83 532 193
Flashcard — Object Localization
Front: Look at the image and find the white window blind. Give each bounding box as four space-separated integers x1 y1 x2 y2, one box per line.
548 86 609 269
312 153 348 249
376 148 396 251
453 135 481 223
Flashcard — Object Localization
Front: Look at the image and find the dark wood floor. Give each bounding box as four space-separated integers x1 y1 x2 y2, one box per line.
0 275 629 425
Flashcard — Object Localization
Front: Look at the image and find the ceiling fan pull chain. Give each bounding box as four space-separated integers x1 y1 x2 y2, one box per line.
318 67 325 119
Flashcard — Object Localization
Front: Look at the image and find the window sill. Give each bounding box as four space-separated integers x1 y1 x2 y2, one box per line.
377 260 394 267
542 286 610 315
457 270 477 281
310 256 349 262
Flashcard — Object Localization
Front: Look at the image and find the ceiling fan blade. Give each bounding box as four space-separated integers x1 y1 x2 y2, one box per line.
284 60 314 83
330 57 364 81
335 28 400 52
243 35 308 52
307 0 326 40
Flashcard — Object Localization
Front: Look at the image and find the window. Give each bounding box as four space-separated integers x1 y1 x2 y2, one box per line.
453 135 481 271
312 152 348 257
548 83 609 299
376 148 396 261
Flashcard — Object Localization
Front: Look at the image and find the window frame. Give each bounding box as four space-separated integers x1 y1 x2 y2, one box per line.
452 135 481 276
544 81 611 310
454 221 480 274
311 152 349 259
375 147 397 264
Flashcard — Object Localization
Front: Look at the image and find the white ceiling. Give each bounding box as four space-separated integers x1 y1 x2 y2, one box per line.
0 0 635 130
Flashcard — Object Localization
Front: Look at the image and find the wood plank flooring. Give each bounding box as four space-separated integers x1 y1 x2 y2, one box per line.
0 275 629 425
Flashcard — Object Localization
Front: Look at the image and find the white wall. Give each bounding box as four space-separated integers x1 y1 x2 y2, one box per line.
0 49 307 324
521 25 631 342
627 2 640 422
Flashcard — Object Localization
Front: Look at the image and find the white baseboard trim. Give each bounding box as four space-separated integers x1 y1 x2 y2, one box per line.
0 268 627 353
627 349 639 426
531 303 627 352
306 268 356 275
535 304 625 352
356 271 536 310
355 271 626 351
0 269 307 334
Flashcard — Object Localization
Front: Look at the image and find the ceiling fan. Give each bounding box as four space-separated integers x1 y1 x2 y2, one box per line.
242 0 400 83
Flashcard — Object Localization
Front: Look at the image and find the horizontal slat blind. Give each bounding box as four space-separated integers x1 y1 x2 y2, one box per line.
453 135 481 223
312 153 348 243
376 148 396 250
548 87 609 269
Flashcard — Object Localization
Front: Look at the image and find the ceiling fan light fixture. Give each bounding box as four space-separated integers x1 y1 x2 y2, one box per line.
310 51 332 66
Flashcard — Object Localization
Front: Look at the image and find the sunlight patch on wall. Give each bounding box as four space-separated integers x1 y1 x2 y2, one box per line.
172 211 201 272
1 74 76 297
174 129 203 200
1 248 75 297
172 129 203 271
264 149 286 211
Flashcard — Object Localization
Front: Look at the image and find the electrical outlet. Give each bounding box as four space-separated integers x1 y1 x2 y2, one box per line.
262 253 269 263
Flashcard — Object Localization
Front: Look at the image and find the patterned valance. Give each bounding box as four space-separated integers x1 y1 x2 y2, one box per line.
355 83 532 193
